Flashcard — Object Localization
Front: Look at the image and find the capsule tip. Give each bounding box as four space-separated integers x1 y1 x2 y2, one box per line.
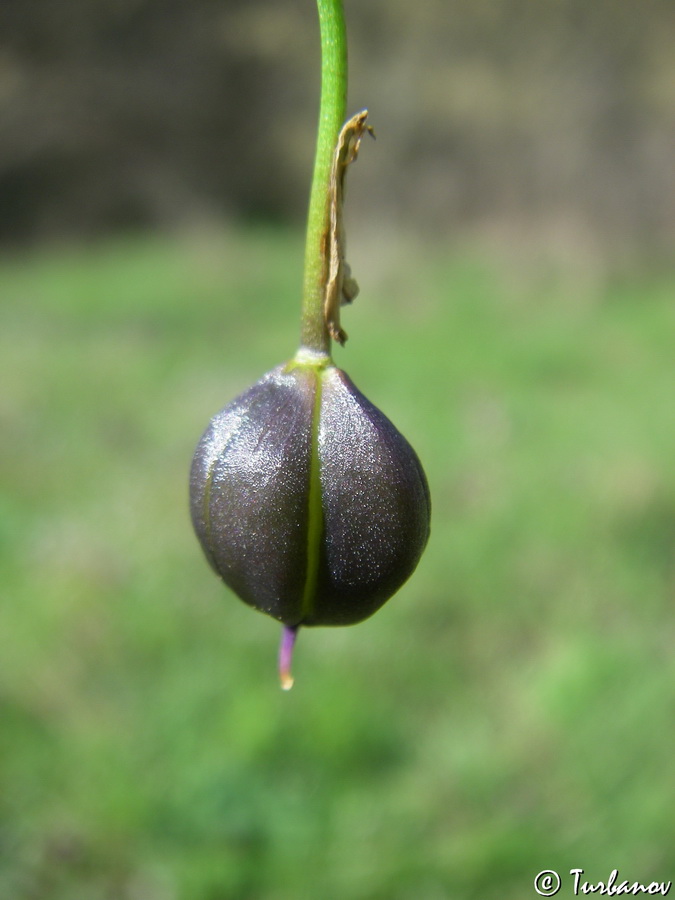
279 626 298 691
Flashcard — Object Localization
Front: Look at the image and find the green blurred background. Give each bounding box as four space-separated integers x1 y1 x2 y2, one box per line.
1 1 674 898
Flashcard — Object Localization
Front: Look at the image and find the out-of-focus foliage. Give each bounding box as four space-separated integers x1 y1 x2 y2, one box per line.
0 0 674 258
1 230 674 898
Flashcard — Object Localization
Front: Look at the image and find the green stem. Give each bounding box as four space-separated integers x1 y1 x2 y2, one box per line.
300 0 348 354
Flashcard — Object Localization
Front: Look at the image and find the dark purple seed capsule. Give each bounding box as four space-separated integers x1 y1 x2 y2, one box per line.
190 354 430 686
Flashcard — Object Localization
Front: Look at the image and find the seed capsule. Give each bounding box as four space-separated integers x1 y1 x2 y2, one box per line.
190 352 430 684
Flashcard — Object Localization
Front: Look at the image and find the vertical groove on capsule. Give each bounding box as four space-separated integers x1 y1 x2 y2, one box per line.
298 365 325 623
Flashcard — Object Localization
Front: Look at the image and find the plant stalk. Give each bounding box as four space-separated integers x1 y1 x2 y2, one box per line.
300 0 348 354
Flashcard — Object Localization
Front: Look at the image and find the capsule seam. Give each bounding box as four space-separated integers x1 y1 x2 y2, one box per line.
201 453 218 563
299 368 324 621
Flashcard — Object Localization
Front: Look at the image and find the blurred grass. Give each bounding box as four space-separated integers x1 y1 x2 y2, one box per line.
1 227 674 899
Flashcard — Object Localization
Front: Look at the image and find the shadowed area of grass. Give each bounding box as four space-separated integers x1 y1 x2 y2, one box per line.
1 228 674 899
